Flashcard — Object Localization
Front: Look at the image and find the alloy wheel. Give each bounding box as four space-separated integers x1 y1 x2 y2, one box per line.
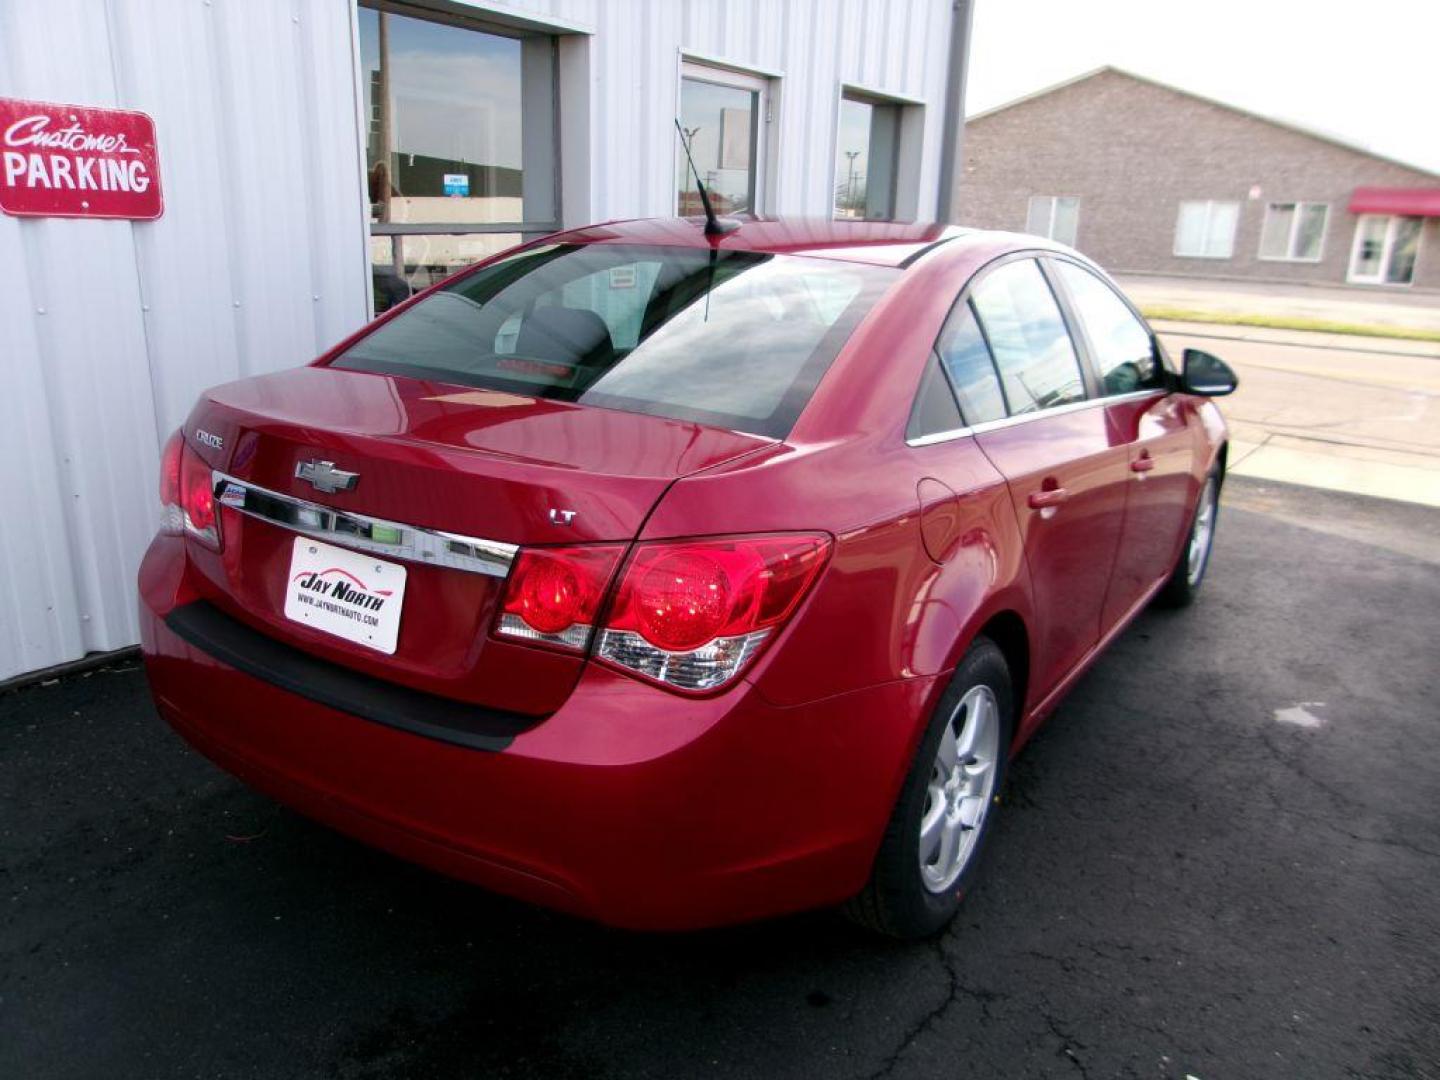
919 684 1001 893
1187 477 1218 586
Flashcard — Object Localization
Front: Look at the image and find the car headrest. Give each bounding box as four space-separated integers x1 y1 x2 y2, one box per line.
515 307 615 368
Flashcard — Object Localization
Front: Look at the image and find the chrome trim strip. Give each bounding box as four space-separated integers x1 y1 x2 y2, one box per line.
906 389 1168 448
211 471 518 578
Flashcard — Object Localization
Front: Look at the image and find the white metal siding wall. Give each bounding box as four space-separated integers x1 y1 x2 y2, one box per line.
0 0 953 680
0 0 370 680
492 0 954 221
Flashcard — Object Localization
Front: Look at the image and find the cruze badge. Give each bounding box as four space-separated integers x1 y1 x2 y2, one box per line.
194 428 224 450
295 460 359 494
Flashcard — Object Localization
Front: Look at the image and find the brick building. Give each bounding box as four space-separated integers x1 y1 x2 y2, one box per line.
955 67 1440 290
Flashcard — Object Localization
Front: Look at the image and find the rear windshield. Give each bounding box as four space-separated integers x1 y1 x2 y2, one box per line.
331 243 897 438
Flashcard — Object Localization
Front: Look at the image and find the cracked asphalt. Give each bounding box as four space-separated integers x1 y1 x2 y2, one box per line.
3 477 1438 1079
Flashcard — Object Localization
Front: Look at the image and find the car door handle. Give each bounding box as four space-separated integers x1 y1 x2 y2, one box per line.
1027 487 1070 510
1130 455 1156 473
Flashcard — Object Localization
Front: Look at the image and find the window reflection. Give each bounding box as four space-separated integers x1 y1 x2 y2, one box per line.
1053 262 1162 396
370 233 521 312
359 8 544 225
358 4 555 312
834 95 899 221
677 77 759 215
338 244 897 437
969 261 1085 414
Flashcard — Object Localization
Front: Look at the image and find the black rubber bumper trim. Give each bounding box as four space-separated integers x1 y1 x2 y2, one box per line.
163 601 540 752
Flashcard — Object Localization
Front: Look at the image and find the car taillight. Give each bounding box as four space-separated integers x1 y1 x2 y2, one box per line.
495 545 625 651
492 533 831 692
159 430 184 534
601 534 831 692
159 430 220 549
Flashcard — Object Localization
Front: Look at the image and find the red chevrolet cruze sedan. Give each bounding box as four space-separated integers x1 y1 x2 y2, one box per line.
139 218 1236 937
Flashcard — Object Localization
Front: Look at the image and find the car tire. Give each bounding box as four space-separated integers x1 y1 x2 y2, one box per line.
844 637 1014 939
1156 464 1222 608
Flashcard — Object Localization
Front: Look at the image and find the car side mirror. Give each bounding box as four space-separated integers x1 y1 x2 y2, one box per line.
1180 348 1238 396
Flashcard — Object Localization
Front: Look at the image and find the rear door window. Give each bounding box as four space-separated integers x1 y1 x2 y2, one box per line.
968 259 1086 414
935 300 1007 425
332 243 896 439
906 351 964 441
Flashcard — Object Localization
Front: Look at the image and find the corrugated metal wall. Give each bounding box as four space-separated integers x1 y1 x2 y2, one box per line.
0 0 954 681
0 0 371 680
521 0 954 220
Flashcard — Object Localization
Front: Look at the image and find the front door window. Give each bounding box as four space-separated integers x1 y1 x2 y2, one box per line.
1349 214 1423 285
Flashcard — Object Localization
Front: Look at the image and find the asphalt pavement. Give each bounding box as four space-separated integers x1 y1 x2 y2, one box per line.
3 478 1438 1079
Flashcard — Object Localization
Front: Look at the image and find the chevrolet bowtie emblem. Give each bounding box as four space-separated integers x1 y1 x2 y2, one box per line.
295 460 359 494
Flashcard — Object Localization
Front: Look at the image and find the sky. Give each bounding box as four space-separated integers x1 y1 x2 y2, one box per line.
964 0 1440 176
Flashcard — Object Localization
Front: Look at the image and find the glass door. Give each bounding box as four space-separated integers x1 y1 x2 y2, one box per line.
1348 214 1423 285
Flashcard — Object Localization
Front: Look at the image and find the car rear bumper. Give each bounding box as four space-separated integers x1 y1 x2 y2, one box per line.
139 535 935 930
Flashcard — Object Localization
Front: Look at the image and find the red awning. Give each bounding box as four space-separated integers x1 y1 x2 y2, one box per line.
1348 186 1440 216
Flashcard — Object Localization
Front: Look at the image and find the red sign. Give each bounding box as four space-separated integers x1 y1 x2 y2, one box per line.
0 97 163 220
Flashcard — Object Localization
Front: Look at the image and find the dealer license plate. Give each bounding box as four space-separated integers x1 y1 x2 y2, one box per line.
283 537 407 654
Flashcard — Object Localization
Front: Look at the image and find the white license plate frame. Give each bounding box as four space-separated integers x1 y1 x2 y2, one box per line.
283 537 407 654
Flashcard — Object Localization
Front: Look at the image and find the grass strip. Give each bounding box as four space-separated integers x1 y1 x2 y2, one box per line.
1140 306 1440 344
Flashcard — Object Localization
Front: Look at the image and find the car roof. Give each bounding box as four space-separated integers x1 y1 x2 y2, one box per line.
544 216 979 268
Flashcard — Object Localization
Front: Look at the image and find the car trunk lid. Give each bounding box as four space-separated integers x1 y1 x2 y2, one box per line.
182 365 772 715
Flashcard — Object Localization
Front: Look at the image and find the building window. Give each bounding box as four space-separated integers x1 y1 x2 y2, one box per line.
1025 196 1079 246
1259 202 1328 261
358 3 558 312
1173 200 1239 259
834 93 901 220
1348 214 1423 286
675 62 769 217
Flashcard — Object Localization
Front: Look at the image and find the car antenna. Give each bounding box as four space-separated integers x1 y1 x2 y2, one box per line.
674 119 740 237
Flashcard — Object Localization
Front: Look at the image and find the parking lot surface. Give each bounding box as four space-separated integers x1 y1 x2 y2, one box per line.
3 478 1438 1079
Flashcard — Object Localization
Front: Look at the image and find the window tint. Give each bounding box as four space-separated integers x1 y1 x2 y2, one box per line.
906 352 964 440
1053 262 1164 396
332 243 897 439
935 300 1006 424
968 260 1086 415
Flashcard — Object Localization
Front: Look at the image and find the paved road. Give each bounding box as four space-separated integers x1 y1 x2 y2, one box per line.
3 479 1438 1079
1157 324 1440 507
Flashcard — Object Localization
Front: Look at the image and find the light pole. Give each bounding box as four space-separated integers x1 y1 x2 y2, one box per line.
844 150 860 216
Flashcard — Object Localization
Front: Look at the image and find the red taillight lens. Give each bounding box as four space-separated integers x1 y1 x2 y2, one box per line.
162 434 220 549
493 533 831 692
494 545 624 651
633 550 733 651
159 430 184 534
181 446 216 537
599 534 831 692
